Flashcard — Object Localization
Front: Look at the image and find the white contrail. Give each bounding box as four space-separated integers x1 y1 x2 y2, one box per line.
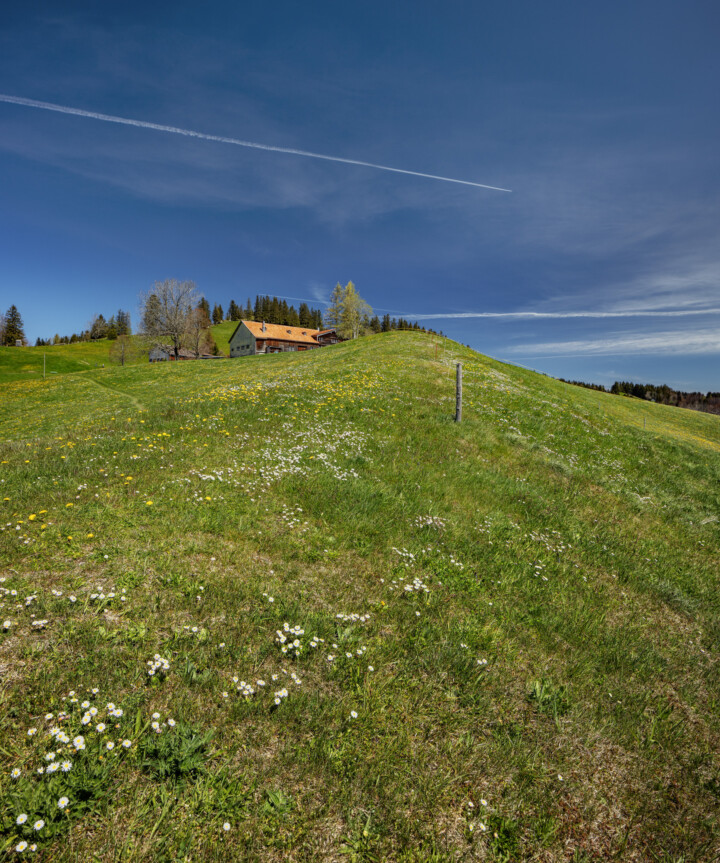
0 93 511 192
403 308 720 320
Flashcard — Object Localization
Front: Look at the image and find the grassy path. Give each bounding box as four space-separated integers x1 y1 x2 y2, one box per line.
84 373 146 412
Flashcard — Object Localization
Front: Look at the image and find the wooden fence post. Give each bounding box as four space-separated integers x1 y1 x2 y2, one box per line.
455 363 462 422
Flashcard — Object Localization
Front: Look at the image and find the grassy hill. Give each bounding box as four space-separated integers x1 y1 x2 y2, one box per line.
0 321 242 384
0 332 718 861
0 340 145 384
0 323 237 386
210 320 238 356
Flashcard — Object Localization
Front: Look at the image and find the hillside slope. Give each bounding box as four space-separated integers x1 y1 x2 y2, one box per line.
0 332 718 861
0 339 147 384
0 321 234 385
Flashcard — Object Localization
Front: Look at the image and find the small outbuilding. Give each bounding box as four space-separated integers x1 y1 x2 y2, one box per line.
149 346 218 362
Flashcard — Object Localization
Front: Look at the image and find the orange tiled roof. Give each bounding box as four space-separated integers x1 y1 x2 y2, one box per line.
242 321 320 345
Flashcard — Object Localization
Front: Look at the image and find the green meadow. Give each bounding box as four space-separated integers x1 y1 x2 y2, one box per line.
0 321 239 386
0 332 718 861
0 341 138 385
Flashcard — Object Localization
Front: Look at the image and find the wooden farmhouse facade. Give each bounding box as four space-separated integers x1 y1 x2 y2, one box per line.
228 321 343 357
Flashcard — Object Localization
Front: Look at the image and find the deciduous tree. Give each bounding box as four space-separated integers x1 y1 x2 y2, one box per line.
186 306 213 358
323 283 373 339
140 279 200 360
109 335 144 366
340 282 372 339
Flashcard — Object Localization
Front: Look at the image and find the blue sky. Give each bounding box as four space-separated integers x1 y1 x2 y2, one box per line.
1 1 719 390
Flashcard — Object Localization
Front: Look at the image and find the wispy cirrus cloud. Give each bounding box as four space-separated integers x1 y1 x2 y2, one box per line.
404 308 720 321
507 327 720 357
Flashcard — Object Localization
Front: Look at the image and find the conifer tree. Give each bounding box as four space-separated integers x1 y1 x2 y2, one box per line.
116 309 131 335
298 302 311 327
228 300 242 320
324 283 344 328
89 314 108 340
3 305 25 345
270 297 280 324
212 304 224 325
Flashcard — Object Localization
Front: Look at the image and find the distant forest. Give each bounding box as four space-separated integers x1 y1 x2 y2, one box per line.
560 378 720 416
32 294 438 345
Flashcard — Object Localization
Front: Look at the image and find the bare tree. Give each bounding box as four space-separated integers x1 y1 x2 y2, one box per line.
109 334 145 366
185 307 213 358
140 279 200 360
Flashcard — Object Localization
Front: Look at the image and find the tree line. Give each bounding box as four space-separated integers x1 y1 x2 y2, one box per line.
560 378 720 416
218 296 325 329
34 310 132 345
3 284 437 355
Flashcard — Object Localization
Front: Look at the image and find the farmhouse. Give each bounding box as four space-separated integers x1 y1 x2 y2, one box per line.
228 321 342 357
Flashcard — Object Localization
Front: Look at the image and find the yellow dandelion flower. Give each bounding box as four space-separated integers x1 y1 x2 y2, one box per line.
28 514 37 521
146 501 153 506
